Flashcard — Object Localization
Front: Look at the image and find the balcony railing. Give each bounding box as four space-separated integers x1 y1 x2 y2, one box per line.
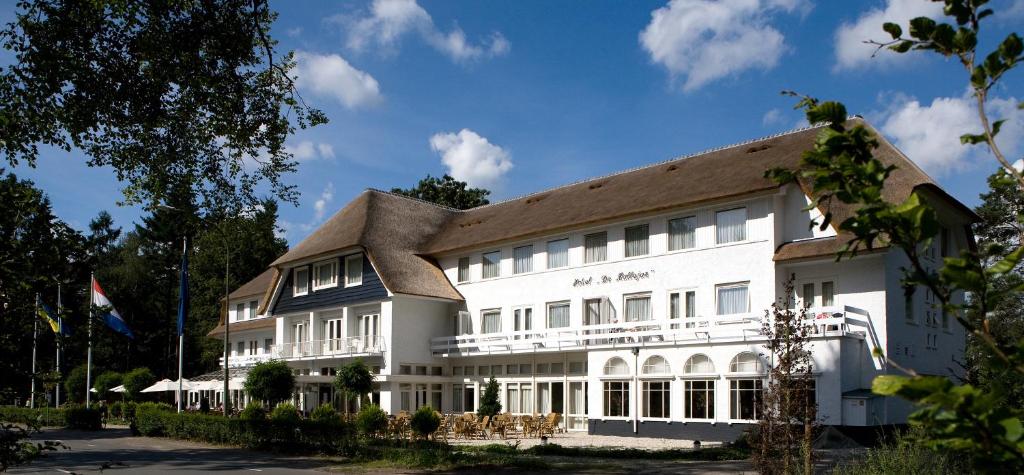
219 353 273 368
431 307 850 356
272 336 386 359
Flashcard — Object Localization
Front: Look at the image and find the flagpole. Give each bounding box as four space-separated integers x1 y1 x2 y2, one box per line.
86 273 94 407
177 236 186 413
31 293 38 409
56 283 62 407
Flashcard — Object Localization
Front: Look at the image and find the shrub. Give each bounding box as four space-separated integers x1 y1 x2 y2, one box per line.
244 361 295 407
270 403 300 424
0 407 66 427
64 404 102 430
410 406 440 439
64 365 89 402
356 404 388 437
478 377 502 417
93 371 123 398
310 404 338 423
134 402 173 436
122 402 137 422
122 367 156 401
110 401 123 419
832 427 966 474
239 405 266 421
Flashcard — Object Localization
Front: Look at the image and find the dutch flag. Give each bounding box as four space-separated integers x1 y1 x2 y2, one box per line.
92 278 134 339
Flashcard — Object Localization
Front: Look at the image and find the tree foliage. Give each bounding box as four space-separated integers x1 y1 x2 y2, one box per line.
63 365 88 404
244 361 295 408
122 367 156 402
334 359 374 409
767 1 1024 470
0 0 326 213
92 371 122 399
390 174 490 210
478 377 502 417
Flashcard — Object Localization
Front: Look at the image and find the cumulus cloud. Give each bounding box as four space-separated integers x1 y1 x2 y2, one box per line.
278 182 337 241
834 0 943 70
639 0 805 92
429 129 512 188
343 0 508 63
293 51 381 109
762 108 785 126
877 91 1023 176
313 182 335 222
287 140 336 161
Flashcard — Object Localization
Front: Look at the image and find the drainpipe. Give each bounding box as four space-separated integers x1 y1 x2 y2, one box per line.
632 346 640 435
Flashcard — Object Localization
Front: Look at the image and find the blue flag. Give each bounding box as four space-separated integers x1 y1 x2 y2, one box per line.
177 238 189 336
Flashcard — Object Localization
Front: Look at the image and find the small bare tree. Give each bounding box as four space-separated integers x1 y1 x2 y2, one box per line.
754 279 819 474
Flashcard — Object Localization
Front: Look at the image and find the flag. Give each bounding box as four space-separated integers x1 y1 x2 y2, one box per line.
92 278 134 339
177 238 189 336
37 304 60 334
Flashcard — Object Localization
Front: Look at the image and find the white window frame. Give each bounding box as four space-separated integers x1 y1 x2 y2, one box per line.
482 251 501 279
667 215 697 251
584 232 608 264
293 267 309 296
248 300 257 319
624 223 650 258
345 254 363 287
623 292 652 322
512 305 533 339
546 301 571 329
715 207 748 244
716 282 750 316
513 245 534 274
641 379 671 420
457 257 471 283
312 259 339 291
546 238 569 269
481 309 502 334
235 302 245 322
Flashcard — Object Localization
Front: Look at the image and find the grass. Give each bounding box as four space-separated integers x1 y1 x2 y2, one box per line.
830 427 967 475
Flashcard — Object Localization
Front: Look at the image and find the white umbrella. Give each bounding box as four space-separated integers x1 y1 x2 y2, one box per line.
110 385 126 393
141 378 193 393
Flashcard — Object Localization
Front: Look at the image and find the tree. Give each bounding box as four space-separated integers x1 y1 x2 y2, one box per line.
0 0 326 213
478 377 502 417
63 365 88 403
244 361 295 408
334 359 374 412
766 1 1024 469
754 281 818 475
122 367 156 402
92 371 123 400
0 421 63 471
391 174 490 210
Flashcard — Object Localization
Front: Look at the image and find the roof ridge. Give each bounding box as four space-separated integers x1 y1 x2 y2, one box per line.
468 120 837 211
365 187 464 213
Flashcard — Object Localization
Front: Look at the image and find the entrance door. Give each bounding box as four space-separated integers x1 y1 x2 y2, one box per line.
568 381 588 431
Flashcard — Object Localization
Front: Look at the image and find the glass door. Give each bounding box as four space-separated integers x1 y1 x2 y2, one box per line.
513 307 532 339
323 318 343 353
358 313 380 351
568 381 588 431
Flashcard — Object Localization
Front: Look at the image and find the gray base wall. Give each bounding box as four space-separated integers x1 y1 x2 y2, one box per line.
587 420 750 442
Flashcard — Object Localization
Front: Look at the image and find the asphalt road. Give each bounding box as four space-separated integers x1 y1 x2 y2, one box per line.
9 428 333 474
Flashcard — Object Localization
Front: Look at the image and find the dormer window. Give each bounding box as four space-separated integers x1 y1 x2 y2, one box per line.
293 267 309 296
345 254 363 287
313 259 338 290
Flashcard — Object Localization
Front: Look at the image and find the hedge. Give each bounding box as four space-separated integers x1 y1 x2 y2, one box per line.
134 403 358 455
0 405 101 430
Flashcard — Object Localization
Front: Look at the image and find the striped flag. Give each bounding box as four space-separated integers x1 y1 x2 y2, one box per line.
92 278 134 339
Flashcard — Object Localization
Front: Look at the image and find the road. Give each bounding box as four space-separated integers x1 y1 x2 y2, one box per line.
9 428 333 474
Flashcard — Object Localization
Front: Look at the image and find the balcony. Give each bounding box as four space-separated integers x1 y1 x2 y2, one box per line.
431 307 853 357
271 336 386 360
219 353 272 368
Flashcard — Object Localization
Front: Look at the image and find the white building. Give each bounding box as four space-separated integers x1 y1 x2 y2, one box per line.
201 120 975 440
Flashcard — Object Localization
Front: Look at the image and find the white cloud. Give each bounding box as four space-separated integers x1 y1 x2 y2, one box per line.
313 182 335 222
293 51 381 109
834 0 943 71
286 140 336 161
639 0 805 92
877 91 1023 176
317 143 335 159
429 129 512 188
762 108 784 126
343 0 509 63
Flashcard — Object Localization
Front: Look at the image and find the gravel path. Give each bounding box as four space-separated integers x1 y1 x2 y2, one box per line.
447 432 709 449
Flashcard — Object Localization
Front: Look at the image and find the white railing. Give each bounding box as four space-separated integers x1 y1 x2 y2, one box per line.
431 307 849 356
272 336 386 359
219 353 272 368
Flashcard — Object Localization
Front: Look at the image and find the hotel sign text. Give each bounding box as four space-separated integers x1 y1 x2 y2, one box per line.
572 270 654 288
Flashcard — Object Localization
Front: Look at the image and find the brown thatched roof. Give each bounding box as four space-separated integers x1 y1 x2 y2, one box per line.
229 268 275 299
207 316 275 337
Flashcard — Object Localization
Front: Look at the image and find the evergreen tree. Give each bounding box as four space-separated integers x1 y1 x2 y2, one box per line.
478 377 502 417
391 174 490 210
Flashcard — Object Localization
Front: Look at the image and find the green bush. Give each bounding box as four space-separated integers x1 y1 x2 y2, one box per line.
410 406 440 439
270 403 300 424
122 367 156 401
64 365 89 402
239 404 266 421
244 361 295 407
356 404 388 437
122 401 137 422
0 407 66 427
310 404 338 423
134 402 173 435
831 427 966 474
64 404 102 430
109 401 124 419
93 371 123 398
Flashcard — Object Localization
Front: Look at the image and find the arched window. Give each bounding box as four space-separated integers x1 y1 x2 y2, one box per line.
684 354 715 373
641 356 671 375
729 352 764 373
603 357 629 376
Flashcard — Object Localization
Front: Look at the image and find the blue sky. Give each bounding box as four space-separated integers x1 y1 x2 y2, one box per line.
8 0 1024 244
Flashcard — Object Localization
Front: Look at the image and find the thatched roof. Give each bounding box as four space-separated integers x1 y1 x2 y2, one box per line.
229 268 275 299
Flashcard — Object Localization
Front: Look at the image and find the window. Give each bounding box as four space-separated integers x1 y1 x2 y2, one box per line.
802 283 815 308
345 254 363 286
457 257 470 283
905 291 915 323
293 267 309 296
684 380 715 419
506 364 519 376
236 341 244 356
514 245 533 274
624 224 649 257
507 383 534 414
642 356 670 374
481 309 501 334
453 384 475 413
670 290 697 328
584 232 607 263
821 281 835 307
513 307 532 339
603 381 630 417
249 340 257 355
569 361 587 374
603 357 629 375
536 363 549 374
313 260 338 290
547 302 570 328
716 207 747 244
730 352 764 373
263 338 273 353
684 354 715 373
717 283 749 315
668 216 697 250
730 379 763 420
624 294 652 322
547 238 569 269
235 303 245 321
249 301 257 319
482 251 501 279
642 381 671 419
478 365 489 376
551 362 564 374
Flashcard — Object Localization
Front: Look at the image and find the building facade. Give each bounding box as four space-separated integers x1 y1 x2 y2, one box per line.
200 121 974 440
